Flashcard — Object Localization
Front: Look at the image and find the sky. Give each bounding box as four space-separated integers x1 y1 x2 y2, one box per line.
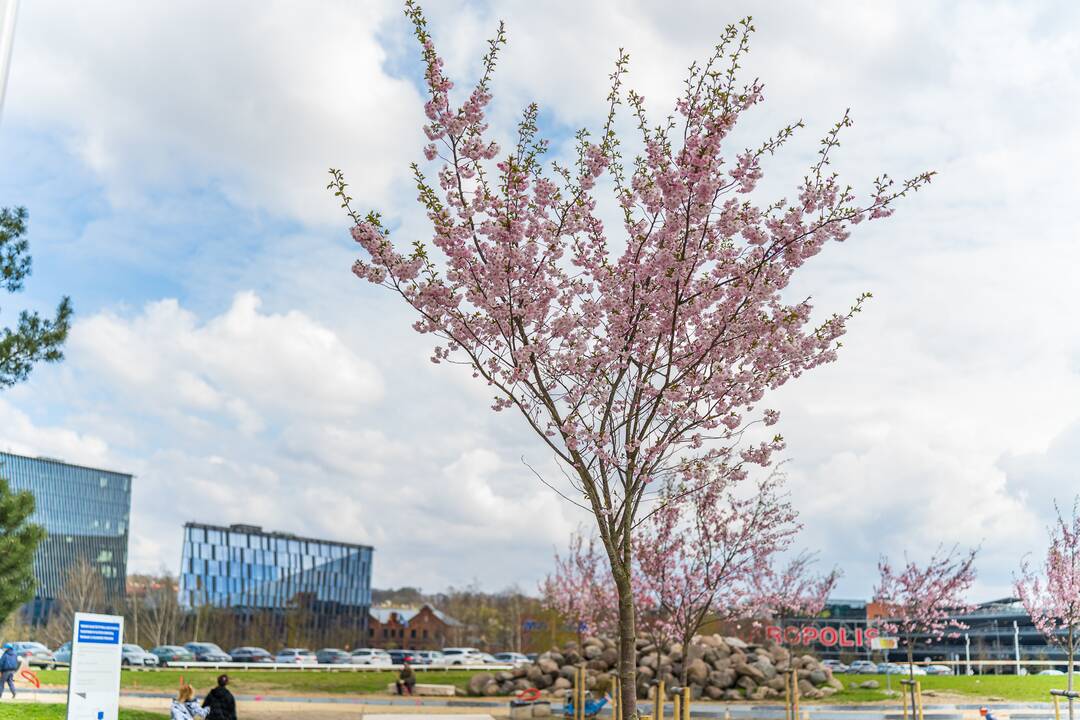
0 0 1078 601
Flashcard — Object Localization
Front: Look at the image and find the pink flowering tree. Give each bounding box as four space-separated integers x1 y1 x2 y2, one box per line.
541 528 618 649
331 3 932 715
749 551 841 622
873 546 978 682
634 470 799 686
1015 500 1080 717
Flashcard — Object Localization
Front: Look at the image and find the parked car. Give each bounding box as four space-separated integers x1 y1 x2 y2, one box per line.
476 652 499 664
877 663 902 674
926 664 954 676
891 663 926 676
848 660 877 674
121 644 159 667
388 649 420 665
316 648 353 665
349 648 392 666
9 641 56 669
441 647 484 665
415 650 444 665
822 659 849 674
526 653 538 662
54 642 72 665
228 647 274 663
1039 669 1066 676
493 652 530 665
150 645 195 666
183 642 232 662
275 648 317 664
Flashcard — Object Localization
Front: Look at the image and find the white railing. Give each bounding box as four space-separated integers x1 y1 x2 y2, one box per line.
126 662 513 672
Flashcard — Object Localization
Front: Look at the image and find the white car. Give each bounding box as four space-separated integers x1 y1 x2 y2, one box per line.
349 648 392 666
896 663 927 676
416 650 445 665
1039 669 1066 676
441 647 485 665
848 660 877 674
925 664 953 676
275 648 317 664
493 652 529 665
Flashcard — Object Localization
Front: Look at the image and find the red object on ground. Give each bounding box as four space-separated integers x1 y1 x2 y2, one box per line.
518 688 541 702
19 670 40 688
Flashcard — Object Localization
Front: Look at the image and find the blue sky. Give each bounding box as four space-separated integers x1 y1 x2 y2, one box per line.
1 0 1079 599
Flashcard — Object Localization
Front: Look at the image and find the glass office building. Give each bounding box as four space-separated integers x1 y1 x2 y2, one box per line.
0 451 133 622
179 522 373 644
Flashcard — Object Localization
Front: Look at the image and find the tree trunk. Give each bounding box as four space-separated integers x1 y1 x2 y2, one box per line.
614 567 638 720
1068 628 1074 720
907 638 917 714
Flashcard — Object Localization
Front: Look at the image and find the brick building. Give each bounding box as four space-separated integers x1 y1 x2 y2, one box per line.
367 604 462 650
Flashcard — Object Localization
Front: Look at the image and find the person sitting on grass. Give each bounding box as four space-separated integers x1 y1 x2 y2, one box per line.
172 684 210 720
396 662 417 695
203 674 237 720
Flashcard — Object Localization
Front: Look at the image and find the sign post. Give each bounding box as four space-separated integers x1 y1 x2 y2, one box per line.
66 612 124 720
872 637 899 694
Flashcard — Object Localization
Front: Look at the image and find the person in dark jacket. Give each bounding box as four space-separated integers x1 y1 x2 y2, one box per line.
0 644 18 699
202 674 237 720
396 663 416 695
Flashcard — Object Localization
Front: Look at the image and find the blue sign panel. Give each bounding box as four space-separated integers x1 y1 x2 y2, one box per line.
77 620 121 645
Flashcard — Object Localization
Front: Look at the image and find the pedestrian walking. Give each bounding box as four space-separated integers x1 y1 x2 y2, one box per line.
0 644 18 699
203 674 237 720
171 684 209 720
396 662 416 695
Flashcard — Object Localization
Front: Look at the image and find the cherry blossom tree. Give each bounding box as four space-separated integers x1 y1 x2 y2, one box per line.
1015 500 1080 719
332 4 932 715
634 470 799 686
749 551 841 623
541 528 617 649
873 546 978 683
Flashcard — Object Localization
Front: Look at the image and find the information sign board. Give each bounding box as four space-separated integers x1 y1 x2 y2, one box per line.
66 612 124 720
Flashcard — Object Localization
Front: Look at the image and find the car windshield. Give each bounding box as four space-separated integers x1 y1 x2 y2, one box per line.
123 645 142 652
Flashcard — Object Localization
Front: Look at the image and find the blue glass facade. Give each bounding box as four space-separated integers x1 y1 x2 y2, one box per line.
0 451 132 622
180 523 372 643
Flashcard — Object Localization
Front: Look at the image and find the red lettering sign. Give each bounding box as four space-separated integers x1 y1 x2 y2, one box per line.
764 625 877 647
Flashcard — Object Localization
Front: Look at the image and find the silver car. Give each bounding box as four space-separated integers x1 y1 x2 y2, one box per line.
121 644 160 667
10 641 56 669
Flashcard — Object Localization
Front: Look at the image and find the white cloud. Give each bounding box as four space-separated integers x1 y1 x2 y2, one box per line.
5 0 426 226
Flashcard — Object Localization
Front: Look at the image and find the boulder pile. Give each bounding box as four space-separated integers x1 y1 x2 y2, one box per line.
466 635 845 701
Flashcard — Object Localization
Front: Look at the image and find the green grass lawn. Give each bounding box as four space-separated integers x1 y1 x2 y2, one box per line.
20 669 1078 705
0 706 165 719
827 673 1080 704
32 668 478 696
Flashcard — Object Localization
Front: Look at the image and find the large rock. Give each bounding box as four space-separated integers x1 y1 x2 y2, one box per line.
601 649 619 667
467 673 494 696
723 689 743 701
735 661 766 683
709 669 736 689
496 671 514 683
859 680 880 689
808 670 828 686
686 658 710 686
737 676 757 693
752 658 778 681
553 678 572 691
558 665 577 680
483 681 500 696
583 645 603 660
705 686 725 700
538 657 560 675
725 637 749 651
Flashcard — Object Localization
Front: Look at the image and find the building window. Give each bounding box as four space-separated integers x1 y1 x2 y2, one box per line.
410 629 416 639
